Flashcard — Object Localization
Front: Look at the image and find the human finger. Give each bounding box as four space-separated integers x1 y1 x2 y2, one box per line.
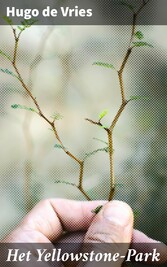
4 199 106 242
79 200 134 267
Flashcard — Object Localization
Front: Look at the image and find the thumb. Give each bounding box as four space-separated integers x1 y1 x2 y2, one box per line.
81 201 134 266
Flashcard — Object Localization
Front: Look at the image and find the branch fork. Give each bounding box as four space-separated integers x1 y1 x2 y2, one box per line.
1 0 151 203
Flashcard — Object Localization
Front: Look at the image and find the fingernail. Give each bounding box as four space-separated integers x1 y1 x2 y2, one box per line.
103 201 132 227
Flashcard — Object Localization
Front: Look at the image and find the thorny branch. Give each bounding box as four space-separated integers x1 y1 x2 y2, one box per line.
87 0 150 201
1 0 150 204
9 25 91 201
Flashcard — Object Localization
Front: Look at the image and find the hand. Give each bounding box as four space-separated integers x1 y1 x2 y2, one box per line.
3 199 167 266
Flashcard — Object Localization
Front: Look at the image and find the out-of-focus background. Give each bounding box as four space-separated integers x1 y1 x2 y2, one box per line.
0 24 167 242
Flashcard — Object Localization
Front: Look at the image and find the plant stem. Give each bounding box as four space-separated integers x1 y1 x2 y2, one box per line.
118 49 132 103
128 14 137 47
107 130 115 201
86 1 151 201
110 101 128 131
13 40 19 64
4 0 151 204
78 187 91 201
78 160 91 200
79 161 84 188
106 1 151 201
11 29 90 202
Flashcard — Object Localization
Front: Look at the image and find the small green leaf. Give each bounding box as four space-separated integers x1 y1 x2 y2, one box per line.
54 144 66 150
93 137 108 145
21 19 38 27
11 104 19 109
3 69 12 75
93 62 115 69
119 1 134 11
51 112 63 121
11 104 38 113
129 95 149 101
99 109 108 120
92 205 103 214
17 19 38 32
2 16 13 25
84 147 109 160
55 180 76 187
0 68 18 79
17 26 24 31
0 50 11 61
135 31 144 40
132 42 153 48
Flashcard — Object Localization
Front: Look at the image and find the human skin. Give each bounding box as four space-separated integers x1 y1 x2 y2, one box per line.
2 199 167 266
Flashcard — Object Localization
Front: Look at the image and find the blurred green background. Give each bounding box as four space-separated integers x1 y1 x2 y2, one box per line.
0 24 167 243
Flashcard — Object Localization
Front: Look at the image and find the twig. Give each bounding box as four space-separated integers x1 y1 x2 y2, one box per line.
86 0 151 201
107 0 151 200
10 27 90 201
107 130 115 200
110 101 128 131
1 0 151 203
